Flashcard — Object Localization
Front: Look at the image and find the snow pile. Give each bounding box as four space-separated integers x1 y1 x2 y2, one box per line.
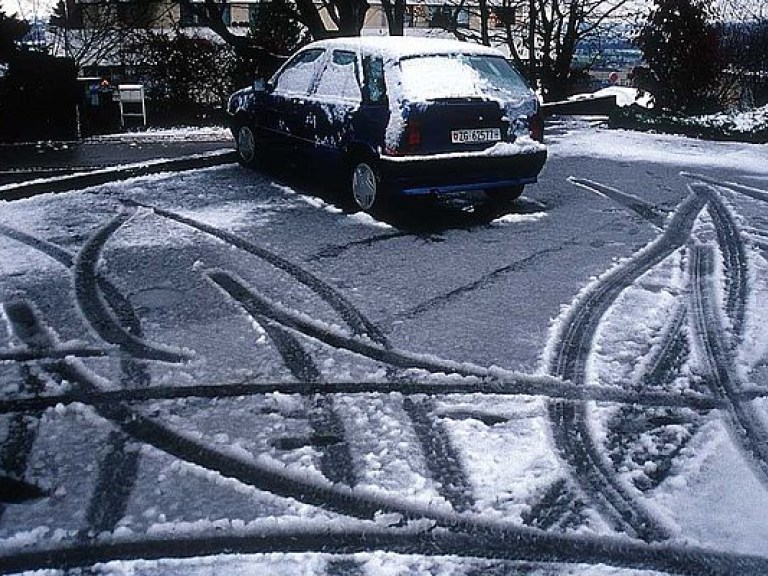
89 126 232 143
570 87 653 108
491 212 548 226
549 123 768 173
690 104 768 134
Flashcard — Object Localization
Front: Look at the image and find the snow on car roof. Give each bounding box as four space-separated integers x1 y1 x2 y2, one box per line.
306 36 505 59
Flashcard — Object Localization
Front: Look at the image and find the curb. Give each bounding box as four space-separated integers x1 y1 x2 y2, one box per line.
0 150 238 202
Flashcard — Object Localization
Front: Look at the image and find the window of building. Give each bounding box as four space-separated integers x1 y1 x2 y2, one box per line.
491 6 515 28
180 2 204 26
406 4 469 28
248 4 262 25
180 3 229 26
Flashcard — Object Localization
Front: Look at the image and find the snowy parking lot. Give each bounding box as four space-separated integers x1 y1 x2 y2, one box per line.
1 120 768 574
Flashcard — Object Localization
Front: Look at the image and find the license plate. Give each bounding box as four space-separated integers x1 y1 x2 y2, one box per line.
451 128 501 144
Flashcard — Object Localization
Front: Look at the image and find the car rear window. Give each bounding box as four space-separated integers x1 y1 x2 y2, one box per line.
398 54 530 102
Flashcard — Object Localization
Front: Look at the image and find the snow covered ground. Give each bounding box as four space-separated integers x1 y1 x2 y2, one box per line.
1 122 768 575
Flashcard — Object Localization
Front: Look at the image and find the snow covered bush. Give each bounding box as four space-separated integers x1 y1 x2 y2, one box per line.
609 102 768 143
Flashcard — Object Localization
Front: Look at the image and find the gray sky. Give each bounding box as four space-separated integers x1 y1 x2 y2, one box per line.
2 0 57 20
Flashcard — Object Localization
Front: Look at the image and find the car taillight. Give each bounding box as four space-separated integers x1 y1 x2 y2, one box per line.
385 119 422 156
405 119 421 149
529 114 544 143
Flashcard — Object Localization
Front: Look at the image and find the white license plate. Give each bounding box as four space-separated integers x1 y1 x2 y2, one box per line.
451 128 501 144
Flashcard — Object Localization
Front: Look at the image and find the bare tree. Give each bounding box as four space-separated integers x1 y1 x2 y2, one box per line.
380 0 406 35
49 0 171 68
432 0 638 100
175 0 371 55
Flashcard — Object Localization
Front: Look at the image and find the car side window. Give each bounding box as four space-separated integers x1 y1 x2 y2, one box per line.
272 49 325 96
313 50 362 102
362 56 387 104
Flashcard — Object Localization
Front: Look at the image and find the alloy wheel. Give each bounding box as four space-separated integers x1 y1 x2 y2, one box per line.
352 162 377 211
237 125 256 165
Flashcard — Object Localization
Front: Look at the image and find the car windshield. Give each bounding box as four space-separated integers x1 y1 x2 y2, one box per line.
398 54 530 102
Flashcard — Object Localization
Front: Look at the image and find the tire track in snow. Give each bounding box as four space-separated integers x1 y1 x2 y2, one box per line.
0 366 47 516
0 222 153 386
1 378 735 416
702 187 748 341
568 178 669 229
680 173 768 259
122 200 453 508
73 209 189 363
252 308 358 488
0 222 157 543
636 302 690 392
121 199 387 345
520 478 587 532
205 269 563 385
568 179 695 394
680 172 768 205
1 302 56 518
8 310 768 576
688 244 768 485
545 188 709 541
207 270 472 511
402 396 474 512
682 181 768 484
0 311 625 571
80 431 141 537
567 180 692 396
0 347 113 361
125 200 474 510
0 221 164 537
2 522 768 576
2 299 144 540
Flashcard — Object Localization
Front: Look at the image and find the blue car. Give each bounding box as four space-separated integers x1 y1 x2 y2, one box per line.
227 37 547 212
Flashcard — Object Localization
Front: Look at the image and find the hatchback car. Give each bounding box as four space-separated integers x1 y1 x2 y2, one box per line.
227 37 547 212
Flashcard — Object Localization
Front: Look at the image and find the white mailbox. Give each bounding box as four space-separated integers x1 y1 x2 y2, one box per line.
118 84 146 127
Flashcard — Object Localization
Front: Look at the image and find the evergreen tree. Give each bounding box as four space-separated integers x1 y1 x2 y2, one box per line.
0 9 30 62
245 0 310 79
634 0 722 113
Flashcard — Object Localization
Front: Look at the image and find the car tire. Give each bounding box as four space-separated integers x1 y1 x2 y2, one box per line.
479 185 524 220
351 160 382 213
486 185 524 205
235 124 259 168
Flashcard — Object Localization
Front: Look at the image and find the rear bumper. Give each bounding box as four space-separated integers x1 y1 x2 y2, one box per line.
378 149 548 196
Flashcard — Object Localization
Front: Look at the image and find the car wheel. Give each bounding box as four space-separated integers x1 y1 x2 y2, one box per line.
351 161 380 212
236 124 259 168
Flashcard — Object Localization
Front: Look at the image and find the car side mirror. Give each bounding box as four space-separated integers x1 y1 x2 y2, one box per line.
252 78 267 92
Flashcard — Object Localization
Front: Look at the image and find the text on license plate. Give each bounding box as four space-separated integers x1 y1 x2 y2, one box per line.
451 128 501 144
